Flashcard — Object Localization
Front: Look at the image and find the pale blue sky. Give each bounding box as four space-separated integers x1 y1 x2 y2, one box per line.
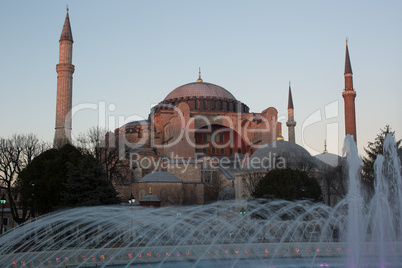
0 0 401 156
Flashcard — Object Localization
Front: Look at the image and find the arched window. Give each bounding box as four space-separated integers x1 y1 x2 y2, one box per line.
182 188 187 203
219 133 224 142
139 189 146 201
202 133 207 142
160 188 168 203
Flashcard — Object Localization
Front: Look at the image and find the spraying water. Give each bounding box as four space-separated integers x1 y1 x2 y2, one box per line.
0 135 401 267
343 135 364 267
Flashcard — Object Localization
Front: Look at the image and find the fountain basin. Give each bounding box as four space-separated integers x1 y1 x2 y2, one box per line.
3 242 402 267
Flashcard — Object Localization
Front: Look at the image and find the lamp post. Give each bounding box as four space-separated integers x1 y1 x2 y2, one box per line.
0 193 6 235
128 193 135 205
29 180 36 219
240 208 246 216
128 193 135 243
300 186 307 200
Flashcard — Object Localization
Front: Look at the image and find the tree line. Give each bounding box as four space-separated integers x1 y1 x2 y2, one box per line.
0 128 122 225
242 125 401 205
0 125 400 225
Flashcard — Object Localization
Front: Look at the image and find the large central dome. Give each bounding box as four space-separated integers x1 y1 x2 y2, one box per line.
164 82 237 101
153 73 249 114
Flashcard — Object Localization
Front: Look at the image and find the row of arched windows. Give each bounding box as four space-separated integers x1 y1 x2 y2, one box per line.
160 98 249 113
194 99 241 112
197 146 242 155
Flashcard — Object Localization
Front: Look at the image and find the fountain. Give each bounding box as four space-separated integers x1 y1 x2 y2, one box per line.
0 134 401 267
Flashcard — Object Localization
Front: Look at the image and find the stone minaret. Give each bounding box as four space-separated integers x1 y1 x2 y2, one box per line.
54 8 75 148
342 40 357 142
286 81 296 143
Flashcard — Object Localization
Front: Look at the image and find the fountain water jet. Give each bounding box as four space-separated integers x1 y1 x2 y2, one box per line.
0 135 401 267
344 135 364 267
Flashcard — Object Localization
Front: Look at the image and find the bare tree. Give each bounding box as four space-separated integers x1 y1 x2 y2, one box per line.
316 163 347 207
242 171 265 198
328 165 347 204
294 155 317 173
22 134 50 166
0 134 48 224
169 188 183 205
76 126 107 158
203 172 226 202
76 127 126 186
217 187 235 200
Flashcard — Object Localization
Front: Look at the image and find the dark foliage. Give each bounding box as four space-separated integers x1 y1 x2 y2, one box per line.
252 168 322 202
17 144 83 215
17 144 120 217
0 133 48 224
76 127 126 186
362 125 401 194
62 155 120 207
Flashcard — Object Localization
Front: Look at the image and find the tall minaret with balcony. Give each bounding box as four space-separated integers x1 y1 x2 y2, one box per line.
342 39 357 142
54 8 75 148
286 81 296 143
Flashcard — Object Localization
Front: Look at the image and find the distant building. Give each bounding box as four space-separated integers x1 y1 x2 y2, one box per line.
112 69 283 205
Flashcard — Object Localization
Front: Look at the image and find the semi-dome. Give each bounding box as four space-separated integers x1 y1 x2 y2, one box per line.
248 140 317 170
164 82 236 101
140 193 160 202
314 153 342 168
139 171 181 182
122 120 149 128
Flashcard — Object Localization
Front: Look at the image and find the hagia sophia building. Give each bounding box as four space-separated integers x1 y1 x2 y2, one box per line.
54 10 357 207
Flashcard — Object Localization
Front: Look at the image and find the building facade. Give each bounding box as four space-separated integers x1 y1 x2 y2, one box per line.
112 72 282 205
52 11 355 207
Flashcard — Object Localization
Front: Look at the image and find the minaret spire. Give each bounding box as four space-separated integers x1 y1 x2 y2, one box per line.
344 38 352 75
54 9 75 148
287 81 294 110
342 40 357 142
286 81 296 143
59 8 73 42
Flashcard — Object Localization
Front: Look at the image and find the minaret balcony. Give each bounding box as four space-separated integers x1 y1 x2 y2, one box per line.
56 63 75 73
